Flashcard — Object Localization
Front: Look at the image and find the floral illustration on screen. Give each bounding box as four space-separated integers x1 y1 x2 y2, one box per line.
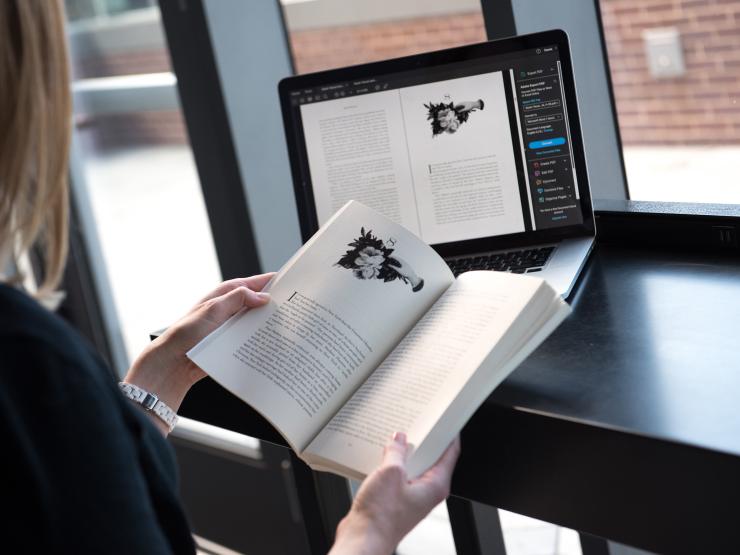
336 228 424 292
425 95 485 136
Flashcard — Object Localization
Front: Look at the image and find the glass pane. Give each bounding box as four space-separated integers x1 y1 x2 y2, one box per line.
66 0 156 22
67 3 170 79
599 0 740 203
66 5 222 367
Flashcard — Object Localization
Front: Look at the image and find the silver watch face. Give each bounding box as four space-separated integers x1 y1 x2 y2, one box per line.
119 382 177 431
142 393 159 410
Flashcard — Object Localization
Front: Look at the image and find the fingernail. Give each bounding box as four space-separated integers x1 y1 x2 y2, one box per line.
256 292 271 301
392 431 407 445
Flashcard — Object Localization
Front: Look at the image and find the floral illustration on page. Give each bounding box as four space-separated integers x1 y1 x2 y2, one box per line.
336 228 424 292
424 95 485 136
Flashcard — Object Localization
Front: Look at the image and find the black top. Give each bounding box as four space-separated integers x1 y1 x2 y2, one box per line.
0 284 194 554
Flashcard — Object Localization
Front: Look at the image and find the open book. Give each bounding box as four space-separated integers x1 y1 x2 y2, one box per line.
188 201 570 480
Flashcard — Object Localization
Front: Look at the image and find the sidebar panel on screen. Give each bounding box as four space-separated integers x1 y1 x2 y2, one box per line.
511 47 583 230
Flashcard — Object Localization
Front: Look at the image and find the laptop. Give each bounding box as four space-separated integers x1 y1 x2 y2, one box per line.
279 29 595 298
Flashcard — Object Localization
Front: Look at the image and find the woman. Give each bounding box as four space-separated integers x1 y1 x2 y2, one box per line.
0 2 459 553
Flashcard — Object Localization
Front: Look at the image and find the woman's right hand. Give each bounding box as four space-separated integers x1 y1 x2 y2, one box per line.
329 433 461 555
124 273 274 434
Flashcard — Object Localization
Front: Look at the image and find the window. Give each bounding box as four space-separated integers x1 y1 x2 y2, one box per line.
65 2 221 368
66 0 156 22
599 0 740 203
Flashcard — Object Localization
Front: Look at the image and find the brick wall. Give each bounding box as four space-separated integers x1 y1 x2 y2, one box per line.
76 2 740 149
289 12 487 74
73 49 171 80
73 48 187 149
289 2 740 146
76 111 187 150
601 0 740 145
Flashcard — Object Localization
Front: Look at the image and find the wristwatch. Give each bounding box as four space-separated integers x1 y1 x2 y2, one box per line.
118 382 179 432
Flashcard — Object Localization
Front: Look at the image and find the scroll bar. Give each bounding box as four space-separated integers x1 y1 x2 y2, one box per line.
510 69 537 230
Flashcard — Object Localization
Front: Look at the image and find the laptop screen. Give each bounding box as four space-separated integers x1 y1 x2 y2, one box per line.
282 40 586 247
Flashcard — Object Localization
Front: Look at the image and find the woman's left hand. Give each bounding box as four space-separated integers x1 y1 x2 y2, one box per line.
330 433 461 555
123 273 275 433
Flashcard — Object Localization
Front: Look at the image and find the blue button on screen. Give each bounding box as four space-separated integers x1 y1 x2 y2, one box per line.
529 137 566 149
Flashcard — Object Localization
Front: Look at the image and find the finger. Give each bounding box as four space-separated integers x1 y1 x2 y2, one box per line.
413 436 460 485
407 437 460 505
237 273 275 292
204 286 270 323
381 431 410 469
434 436 461 473
212 273 275 299
197 273 276 304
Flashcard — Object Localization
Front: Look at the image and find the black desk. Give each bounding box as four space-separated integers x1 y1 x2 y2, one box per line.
180 244 740 553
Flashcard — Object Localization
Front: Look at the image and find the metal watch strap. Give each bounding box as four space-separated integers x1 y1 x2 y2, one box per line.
118 382 179 432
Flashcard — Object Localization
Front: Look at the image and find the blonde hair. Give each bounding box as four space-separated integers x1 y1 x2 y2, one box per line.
0 0 71 298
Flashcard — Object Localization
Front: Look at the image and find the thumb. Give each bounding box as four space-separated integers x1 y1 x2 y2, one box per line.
205 286 270 322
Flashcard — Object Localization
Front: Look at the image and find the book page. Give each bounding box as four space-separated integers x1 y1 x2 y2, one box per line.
398 72 525 244
406 298 569 479
304 271 561 478
187 201 454 452
300 93 421 234
298 71 526 248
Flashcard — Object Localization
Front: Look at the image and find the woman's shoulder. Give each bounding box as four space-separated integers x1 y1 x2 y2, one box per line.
0 283 173 456
0 282 179 480
0 283 124 420
0 285 194 554
0 283 107 378
0 282 90 347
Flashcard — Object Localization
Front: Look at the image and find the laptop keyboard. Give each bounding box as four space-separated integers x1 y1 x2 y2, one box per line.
446 246 555 277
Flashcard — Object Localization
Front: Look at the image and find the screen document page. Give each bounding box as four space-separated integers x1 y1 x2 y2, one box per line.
299 70 525 245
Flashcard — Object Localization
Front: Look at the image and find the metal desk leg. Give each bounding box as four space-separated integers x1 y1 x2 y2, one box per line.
580 533 610 555
287 451 353 555
446 496 507 555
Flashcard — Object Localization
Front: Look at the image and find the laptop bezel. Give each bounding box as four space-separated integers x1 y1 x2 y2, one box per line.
279 29 595 253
